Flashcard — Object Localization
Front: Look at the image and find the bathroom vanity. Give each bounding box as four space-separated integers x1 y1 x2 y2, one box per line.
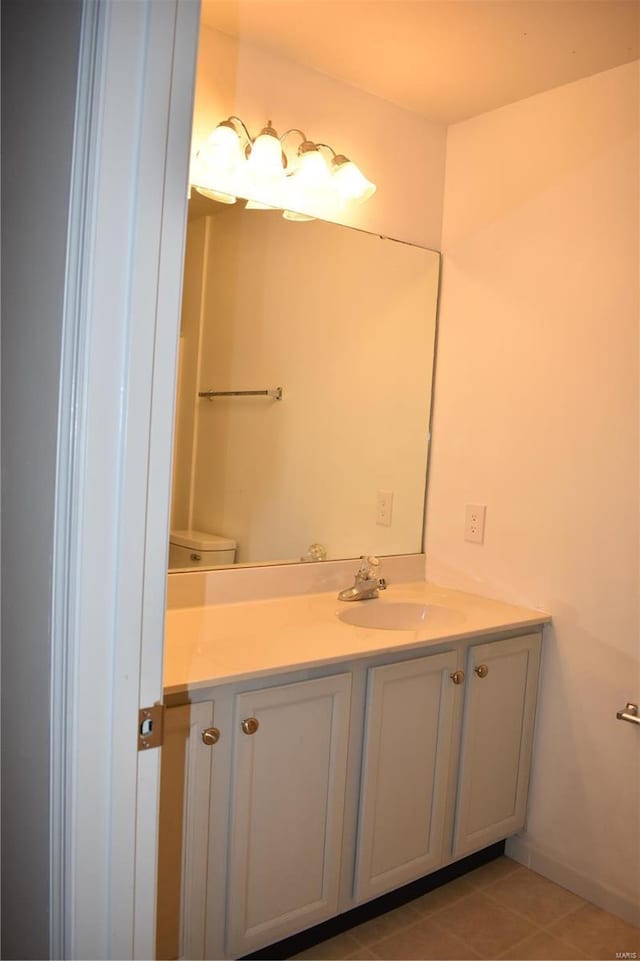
158 580 550 960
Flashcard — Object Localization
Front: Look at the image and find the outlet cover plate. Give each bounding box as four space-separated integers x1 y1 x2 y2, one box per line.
464 504 486 544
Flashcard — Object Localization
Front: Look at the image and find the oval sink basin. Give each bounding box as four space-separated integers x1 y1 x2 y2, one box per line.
337 601 463 632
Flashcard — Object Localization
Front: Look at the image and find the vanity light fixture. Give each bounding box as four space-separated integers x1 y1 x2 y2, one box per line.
191 115 376 220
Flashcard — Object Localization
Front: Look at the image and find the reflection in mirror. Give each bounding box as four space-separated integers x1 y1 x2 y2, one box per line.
168 195 440 572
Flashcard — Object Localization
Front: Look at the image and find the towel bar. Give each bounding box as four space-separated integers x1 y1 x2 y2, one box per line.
199 387 282 400
616 703 639 725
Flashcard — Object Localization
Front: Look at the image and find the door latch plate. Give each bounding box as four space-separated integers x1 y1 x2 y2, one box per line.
138 704 164 750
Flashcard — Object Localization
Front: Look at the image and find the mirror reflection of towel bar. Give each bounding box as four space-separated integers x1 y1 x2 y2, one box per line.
616 703 639 725
199 387 283 401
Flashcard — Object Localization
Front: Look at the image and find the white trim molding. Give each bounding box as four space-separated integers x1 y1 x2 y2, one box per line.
50 1 200 957
507 835 640 928
50 2 107 954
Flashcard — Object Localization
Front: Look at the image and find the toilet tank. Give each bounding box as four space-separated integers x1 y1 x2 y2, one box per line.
169 529 237 570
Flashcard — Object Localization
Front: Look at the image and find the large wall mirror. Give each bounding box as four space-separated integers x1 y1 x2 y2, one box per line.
169 192 440 572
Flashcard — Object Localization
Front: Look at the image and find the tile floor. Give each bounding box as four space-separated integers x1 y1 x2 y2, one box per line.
292 858 640 961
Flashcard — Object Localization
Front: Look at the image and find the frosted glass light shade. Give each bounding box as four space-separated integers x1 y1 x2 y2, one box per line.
199 123 243 172
195 186 236 205
245 199 276 210
332 156 376 203
283 209 316 222
246 130 284 180
295 147 331 187
282 145 332 218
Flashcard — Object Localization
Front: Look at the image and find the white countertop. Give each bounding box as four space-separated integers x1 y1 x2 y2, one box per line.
163 581 550 696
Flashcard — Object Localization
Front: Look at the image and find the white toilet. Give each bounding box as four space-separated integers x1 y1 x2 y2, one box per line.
169 529 237 570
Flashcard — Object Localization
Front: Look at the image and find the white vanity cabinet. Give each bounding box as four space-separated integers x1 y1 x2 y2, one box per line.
352 632 541 903
159 627 543 960
354 650 458 902
452 633 542 858
225 673 352 957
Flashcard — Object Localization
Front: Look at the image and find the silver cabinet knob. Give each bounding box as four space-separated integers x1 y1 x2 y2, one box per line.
201 727 220 745
241 717 259 735
474 664 489 678
450 670 465 685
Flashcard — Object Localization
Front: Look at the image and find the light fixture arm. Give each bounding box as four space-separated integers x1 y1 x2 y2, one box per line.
280 128 309 168
226 115 253 146
280 128 308 146
315 142 337 159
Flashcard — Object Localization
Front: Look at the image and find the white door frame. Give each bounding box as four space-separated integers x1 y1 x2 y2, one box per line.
51 1 200 956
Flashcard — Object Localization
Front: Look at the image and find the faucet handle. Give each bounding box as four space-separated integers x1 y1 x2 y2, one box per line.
357 555 379 578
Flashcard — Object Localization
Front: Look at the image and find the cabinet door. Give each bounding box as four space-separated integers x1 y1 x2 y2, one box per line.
226 673 352 957
355 651 458 902
452 632 542 859
156 701 215 961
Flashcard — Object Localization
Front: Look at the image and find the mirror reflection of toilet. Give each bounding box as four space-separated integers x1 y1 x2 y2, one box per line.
169 529 237 570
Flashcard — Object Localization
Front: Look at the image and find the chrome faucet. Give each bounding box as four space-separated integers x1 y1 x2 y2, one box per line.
338 555 387 601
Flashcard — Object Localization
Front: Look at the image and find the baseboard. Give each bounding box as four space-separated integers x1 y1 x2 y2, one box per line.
506 836 640 927
243 841 505 960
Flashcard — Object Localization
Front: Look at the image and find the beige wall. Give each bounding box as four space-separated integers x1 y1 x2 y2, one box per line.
426 62 639 918
192 25 447 249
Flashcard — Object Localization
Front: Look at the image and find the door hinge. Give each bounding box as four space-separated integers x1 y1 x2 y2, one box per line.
138 703 164 750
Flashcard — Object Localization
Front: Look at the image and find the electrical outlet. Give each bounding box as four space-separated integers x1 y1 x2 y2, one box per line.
464 504 486 544
376 490 393 526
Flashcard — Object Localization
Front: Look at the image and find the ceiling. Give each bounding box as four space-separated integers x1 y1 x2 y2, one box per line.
200 0 639 124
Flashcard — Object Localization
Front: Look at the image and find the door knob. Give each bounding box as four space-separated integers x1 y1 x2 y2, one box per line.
241 717 259 735
201 727 220 745
474 664 489 678
450 670 465 685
